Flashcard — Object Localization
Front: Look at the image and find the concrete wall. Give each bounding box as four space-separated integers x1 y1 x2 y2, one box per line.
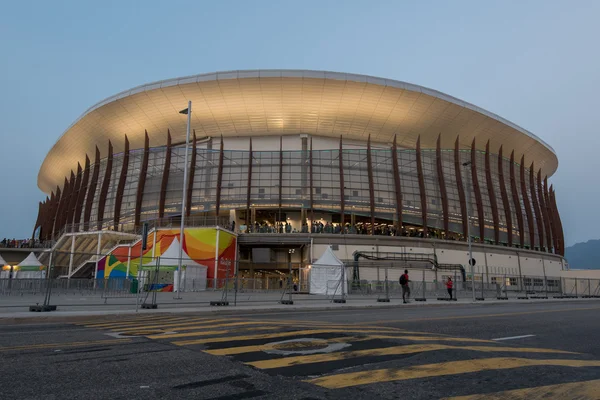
310 235 565 282
560 270 600 279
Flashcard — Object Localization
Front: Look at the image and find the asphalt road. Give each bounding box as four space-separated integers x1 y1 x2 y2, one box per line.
2 301 600 399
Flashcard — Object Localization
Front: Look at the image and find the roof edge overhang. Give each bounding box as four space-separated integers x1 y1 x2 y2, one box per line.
38 69 558 193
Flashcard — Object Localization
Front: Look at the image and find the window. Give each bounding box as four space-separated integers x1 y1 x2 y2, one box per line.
547 279 559 288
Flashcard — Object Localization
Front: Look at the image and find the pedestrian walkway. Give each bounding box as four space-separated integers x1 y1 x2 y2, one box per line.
75 315 600 398
3 295 598 321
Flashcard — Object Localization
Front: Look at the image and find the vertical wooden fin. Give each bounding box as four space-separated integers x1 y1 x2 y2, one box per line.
158 131 172 219
391 135 403 232
186 131 197 217
113 135 130 230
485 141 500 244
97 140 114 230
454 137 468 239
84 147 101 231
436 134 449 236
471 139 485 242
134 131 150 228
497 146 513 246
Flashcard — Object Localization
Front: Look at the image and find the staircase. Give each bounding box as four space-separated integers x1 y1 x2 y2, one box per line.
39 231 139 278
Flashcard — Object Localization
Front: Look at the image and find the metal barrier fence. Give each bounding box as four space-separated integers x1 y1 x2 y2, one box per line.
2 275 597 298
0 278 133 296
3 263 600 311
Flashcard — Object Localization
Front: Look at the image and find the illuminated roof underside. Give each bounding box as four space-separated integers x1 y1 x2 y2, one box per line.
38 69 557 194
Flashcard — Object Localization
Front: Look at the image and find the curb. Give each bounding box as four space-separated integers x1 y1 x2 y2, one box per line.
1 297 598 324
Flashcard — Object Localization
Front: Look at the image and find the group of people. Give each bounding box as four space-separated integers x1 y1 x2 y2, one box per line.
399 270 454 303
245 221 294 234
0 238 39 248
241 220 456 238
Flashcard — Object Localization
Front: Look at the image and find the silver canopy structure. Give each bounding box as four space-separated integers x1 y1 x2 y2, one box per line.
38 70 557 194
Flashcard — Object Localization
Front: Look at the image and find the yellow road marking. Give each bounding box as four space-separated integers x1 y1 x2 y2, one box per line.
376 335 493 343
75 314 178 325
173 329 380 346
163 326 413 341
127 320 405 334
84 316 216 329
254 320 406 331
358 306 600 325
306 357 600 389
205 336 374 356
116 318 244 332
0 338 131 352
83 317 190 329
444 378 600 400
74 315 165 325
248 344 576 369
147 326 281 339
172 329 488 346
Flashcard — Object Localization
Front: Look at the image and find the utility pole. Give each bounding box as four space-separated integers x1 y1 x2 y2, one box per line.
175 101 192 299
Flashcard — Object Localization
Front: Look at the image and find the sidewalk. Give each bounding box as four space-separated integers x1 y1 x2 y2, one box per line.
1 295 598 323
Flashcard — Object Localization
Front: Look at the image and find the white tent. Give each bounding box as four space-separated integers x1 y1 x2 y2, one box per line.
0 254 8 279
309 246 348 295
143 237 208 291
16 252 45 279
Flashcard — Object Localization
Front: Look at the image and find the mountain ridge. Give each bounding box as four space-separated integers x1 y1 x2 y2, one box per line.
565 239 600 270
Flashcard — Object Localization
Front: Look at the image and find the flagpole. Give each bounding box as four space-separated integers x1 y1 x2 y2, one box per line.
176 101 192 299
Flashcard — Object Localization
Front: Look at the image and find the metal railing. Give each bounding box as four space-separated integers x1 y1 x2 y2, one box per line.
56 215 232 238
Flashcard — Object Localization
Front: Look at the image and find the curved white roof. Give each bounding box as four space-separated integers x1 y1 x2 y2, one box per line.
38 69 558 194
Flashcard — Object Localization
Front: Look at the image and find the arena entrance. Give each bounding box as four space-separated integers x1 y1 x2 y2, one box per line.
237 242 310 292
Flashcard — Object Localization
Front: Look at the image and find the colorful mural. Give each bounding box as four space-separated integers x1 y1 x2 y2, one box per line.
97 228 237 281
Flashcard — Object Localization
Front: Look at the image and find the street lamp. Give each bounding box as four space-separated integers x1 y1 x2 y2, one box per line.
462 160 476 302
175 101 192 298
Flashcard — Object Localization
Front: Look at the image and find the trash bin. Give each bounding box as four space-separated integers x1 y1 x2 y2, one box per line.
130 279 139 294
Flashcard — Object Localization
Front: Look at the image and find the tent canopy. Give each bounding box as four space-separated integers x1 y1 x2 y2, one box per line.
0 255 7 267
142 237 207 270
313 246 344 268
17 252 45 271
309 246 347 295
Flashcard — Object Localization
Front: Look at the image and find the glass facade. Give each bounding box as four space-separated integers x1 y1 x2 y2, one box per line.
39 136 560 254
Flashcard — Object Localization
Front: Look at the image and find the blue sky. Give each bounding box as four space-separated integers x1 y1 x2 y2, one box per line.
1 0 598 246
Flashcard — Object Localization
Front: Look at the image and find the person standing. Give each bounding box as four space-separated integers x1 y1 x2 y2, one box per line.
400 269 410 303
446 277 453 300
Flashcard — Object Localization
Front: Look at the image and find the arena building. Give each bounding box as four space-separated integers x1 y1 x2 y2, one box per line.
32 70 566 284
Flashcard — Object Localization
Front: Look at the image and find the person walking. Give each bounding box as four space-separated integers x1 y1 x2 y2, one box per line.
400 269 410 303
446 277 454 300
